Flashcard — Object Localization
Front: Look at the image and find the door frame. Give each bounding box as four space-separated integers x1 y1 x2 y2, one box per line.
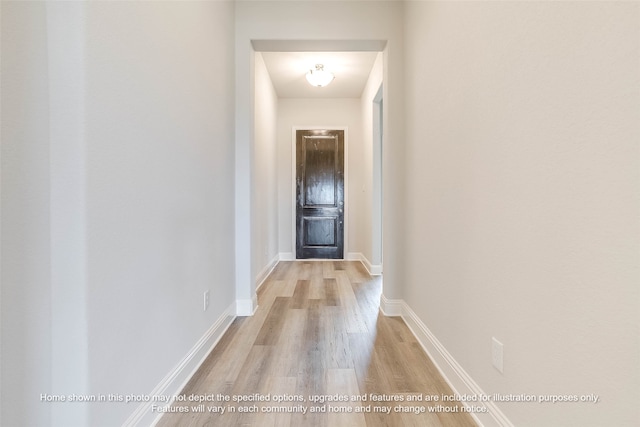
292 126 349 259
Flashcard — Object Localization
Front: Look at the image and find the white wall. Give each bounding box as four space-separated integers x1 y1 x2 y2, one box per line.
1 3 52 425
277 98 364 259
47 3 89 425
360 53 383 269
253 53 279 282
403 1 639 426
2 1 237 425
84 2 236 424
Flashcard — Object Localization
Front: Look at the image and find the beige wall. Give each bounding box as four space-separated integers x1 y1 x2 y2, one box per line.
403 1 639 425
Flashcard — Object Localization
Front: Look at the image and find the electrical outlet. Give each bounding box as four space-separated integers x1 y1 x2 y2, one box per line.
492 337 504 374
203 291 209 311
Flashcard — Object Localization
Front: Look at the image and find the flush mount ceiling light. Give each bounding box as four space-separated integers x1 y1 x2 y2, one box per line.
306 64 335 87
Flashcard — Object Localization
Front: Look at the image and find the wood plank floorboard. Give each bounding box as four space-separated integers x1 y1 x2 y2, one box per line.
157 261 477 427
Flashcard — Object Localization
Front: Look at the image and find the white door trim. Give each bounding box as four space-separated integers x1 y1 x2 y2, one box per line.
292 126 349 259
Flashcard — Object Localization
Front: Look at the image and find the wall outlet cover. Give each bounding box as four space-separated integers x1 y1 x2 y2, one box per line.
203 291 210 311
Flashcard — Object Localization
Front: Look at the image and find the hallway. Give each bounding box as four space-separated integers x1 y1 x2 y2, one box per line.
156 261 477 427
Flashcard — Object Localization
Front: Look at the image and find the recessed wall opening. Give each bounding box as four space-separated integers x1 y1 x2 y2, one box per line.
251 40 385 276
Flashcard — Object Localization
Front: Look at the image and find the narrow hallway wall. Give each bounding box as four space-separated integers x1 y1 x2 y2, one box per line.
1 3 52 424
2 2 238 425
403 1 640 425
84 2 236 424
253 53 280 283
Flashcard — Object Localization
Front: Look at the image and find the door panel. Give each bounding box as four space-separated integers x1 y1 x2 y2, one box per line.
296 129 344 259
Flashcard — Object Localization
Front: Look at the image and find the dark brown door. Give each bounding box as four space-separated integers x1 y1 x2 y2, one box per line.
296 129 344 259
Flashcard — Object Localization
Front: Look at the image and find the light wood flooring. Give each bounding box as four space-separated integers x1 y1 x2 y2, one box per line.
157 261 477 427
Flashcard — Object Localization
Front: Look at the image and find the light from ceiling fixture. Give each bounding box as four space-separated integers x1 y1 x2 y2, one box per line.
306 64 335 87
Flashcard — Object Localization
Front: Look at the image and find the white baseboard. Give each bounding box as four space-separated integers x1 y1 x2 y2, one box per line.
123 302 236 427
400 301 514 427
346 252 382 276
278 252 381 275
346 252 360 261
256 255 279 292
279 252 295 261
236 295 258 316
379 294 403 316
361 256 382 276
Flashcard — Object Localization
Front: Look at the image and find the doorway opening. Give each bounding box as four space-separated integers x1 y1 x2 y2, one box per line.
250 40 385 277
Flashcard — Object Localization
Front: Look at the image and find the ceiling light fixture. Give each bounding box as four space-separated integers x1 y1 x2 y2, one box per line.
306 64 335 87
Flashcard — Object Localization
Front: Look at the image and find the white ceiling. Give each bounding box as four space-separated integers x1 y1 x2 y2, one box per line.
260 51 379 99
